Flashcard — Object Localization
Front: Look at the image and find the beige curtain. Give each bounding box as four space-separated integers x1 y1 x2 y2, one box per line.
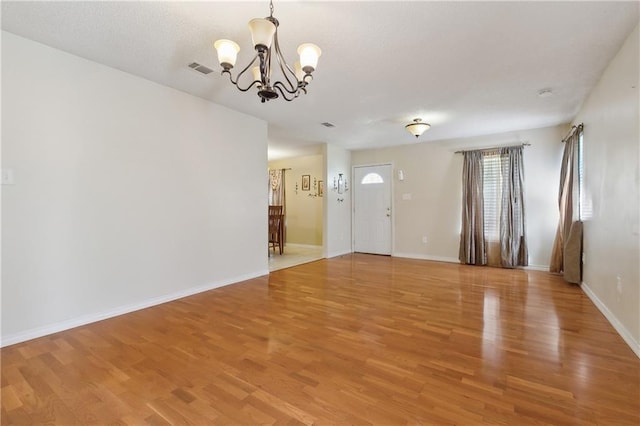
459 151 486 265
269 169 284 206
499 147 528 268
459 147 528 267
550 128 580 273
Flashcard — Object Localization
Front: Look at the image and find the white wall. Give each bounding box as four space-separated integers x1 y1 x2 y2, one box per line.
324 144 352 258
351 124 565 268
268 155 323 246
1 32 268 346
573 24 639 355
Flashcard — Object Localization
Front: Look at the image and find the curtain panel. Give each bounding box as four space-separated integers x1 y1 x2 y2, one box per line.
269 169 284 206
459 146 528 268
549 130 580 273
459 151 487 265
499 147 528 267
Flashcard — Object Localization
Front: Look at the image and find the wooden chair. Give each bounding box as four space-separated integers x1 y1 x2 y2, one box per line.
269 205 283 216
268 213 284 255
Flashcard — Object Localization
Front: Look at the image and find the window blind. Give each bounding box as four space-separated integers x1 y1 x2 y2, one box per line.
482 152 501 242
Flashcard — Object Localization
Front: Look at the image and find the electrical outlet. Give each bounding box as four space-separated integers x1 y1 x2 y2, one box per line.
422 236 428 244
616 276 622 294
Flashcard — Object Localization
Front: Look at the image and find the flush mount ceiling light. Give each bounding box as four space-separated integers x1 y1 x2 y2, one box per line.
213 0 321 103
405 118 431 138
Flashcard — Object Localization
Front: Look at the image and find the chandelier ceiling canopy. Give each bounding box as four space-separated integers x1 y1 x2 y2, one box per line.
213 0 321 103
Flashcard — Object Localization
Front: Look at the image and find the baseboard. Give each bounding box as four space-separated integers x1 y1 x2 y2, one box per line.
524 264 550 272
393 254 550 271
581 281 640 358
327 249 353 258
0 269 269 348
285 243 322 249
392 252 460 264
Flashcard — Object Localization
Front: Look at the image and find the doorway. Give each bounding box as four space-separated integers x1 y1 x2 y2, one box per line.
353 164 392 255
268 153 324 271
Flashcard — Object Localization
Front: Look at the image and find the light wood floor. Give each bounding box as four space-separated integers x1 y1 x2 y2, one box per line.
268 244 323 272
2 254 638 425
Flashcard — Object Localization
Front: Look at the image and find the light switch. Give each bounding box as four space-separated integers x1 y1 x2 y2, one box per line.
402 193 412 200
1 168 14 185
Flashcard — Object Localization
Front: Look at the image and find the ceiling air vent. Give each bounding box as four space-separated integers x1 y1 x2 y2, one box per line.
188 62 214 75
321 122 335 128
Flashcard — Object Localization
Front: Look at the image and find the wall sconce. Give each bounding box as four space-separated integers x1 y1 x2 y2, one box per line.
333 173 348 194
308 177 321 197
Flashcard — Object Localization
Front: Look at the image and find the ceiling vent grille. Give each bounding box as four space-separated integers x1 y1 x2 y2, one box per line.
321 122 335 128
188 62 214 75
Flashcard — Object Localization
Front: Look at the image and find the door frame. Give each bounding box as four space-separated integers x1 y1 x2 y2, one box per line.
351 162 395 255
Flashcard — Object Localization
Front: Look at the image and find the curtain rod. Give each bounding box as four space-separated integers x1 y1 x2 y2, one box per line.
562 123 583 143
454 142 530 154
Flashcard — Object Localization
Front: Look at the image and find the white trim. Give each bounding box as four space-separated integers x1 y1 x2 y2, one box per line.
284 243 323 249
524 264 550 272
392 253 460 264
393 254 549 271
581 281 640 358
327 249 353 259
0 269 268 348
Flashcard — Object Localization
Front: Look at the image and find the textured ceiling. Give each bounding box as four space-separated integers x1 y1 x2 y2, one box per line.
2 1 638 159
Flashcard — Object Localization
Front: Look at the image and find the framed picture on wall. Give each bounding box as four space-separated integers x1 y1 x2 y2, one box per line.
318 180 324 197
302 175 311 191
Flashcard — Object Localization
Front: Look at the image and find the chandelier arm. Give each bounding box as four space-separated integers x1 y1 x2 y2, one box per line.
275 61 300 94
272 83 299 101
227 54 261 91
234 76 263 93
272 34 299 93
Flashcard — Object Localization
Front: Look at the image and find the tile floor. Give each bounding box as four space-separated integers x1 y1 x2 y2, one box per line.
268 244 323 272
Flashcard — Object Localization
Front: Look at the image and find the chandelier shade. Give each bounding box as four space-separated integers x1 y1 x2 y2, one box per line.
405 118 431 138
213 39 240 69
298 43 322 72
248 18 276 49
213 0 321 103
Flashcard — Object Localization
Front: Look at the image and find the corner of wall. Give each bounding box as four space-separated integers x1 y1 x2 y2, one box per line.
581 281 640 358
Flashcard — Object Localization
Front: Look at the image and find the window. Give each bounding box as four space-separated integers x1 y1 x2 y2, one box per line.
361 172 384 184
482 152 502 242
577 130 591 220
459 146 527 267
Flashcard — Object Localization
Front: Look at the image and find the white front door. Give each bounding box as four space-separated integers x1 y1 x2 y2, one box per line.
353 164 392 255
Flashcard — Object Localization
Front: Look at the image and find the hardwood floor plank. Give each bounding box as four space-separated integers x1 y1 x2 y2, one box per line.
2 254 639 424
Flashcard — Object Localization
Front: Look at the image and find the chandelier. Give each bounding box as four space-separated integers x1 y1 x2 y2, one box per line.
405 118 431 138
213 0 321 103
